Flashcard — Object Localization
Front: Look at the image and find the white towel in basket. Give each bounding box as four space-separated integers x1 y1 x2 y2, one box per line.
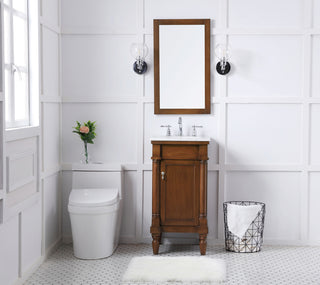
227 204 262 239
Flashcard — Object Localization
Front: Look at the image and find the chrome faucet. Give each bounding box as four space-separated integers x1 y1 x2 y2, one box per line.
178 117 183 136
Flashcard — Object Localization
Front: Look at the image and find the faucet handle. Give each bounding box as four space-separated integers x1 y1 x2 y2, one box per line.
161 125 172 136
192 125 203 137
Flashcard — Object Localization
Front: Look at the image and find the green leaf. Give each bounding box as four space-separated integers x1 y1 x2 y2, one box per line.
72 120 97 144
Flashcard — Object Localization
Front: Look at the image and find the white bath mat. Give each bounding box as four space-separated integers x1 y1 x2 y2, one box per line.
122 256 226 282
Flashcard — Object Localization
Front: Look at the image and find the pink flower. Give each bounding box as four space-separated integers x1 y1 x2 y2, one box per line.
79 126 89 134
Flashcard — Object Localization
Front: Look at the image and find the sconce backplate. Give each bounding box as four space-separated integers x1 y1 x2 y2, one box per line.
133 61 148 74
216 62 231 75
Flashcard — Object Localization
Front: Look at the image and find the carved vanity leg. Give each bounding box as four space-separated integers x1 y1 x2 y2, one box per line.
199 234 207 255
199 158 208 255
150 157 161 255
152 234 161 254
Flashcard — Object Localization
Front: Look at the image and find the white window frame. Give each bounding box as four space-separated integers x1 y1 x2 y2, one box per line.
3 0 33 129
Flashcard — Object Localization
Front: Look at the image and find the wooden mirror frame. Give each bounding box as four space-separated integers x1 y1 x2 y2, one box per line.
154 19 211 114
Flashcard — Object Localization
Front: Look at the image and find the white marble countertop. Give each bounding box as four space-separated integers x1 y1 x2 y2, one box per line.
150 136 211 142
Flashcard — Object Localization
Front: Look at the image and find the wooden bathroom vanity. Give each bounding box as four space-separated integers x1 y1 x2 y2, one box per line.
150 138 209 255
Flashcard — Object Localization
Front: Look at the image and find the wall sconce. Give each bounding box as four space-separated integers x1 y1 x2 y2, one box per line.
130 43 148 75
215 44 231 75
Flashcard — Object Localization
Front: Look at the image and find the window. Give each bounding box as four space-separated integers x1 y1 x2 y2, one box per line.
3 0 39 129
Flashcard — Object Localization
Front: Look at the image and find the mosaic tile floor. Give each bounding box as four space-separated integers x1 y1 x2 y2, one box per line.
24 244 320 285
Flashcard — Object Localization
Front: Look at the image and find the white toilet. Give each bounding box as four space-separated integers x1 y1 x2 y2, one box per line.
68 163 123 259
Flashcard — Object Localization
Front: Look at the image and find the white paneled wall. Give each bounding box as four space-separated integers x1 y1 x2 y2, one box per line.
309 172 320 240
310 104 320 164
62 0 138 34
0 215 19 285
144 0 220 30
43 174 60 250
226 104 302 164
40 0 61 255
21 201 42 273
42 28 60 99
5 137 38 207
312 36 320 98
0 1 5 225
62 103 138 163
0 0 61 284
60 0 320 246
62 35 138 99
228 0 304 28
225 172 301 240
228 35 303 97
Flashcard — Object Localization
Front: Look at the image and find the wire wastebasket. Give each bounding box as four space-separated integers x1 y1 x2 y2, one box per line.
223 201 266 253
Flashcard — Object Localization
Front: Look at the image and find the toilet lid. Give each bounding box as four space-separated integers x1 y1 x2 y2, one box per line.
69 188 119 207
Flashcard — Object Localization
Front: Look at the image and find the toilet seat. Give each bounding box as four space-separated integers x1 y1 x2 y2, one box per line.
68 188 120 214
69 188 119 207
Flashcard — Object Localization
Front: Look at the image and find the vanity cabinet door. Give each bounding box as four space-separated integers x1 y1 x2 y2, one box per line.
160 160 200 226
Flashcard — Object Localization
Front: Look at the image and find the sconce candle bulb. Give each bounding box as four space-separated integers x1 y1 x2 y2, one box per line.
215 44 231 75
130 43 148 74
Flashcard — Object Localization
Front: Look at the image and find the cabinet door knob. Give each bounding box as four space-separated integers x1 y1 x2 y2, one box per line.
161 171 165 180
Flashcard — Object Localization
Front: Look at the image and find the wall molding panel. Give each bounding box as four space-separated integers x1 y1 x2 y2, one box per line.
6 151 36 193
60 97 320 104
0 0 4 226
60 28 320 36
39 16 61 34
5 127 41 142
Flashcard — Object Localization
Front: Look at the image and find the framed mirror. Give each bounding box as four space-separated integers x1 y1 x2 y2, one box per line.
154 19 211 114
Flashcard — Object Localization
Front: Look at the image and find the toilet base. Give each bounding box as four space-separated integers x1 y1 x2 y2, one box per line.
73 244 119 260
69 201 122 259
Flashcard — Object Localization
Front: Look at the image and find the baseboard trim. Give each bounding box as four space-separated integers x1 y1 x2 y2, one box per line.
131 237 320 247
119 236 138 244
45 237 63 259
62 235 72 244
140 236 222 245
13 237 62 285
263 239 320 246
63 234 320 247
